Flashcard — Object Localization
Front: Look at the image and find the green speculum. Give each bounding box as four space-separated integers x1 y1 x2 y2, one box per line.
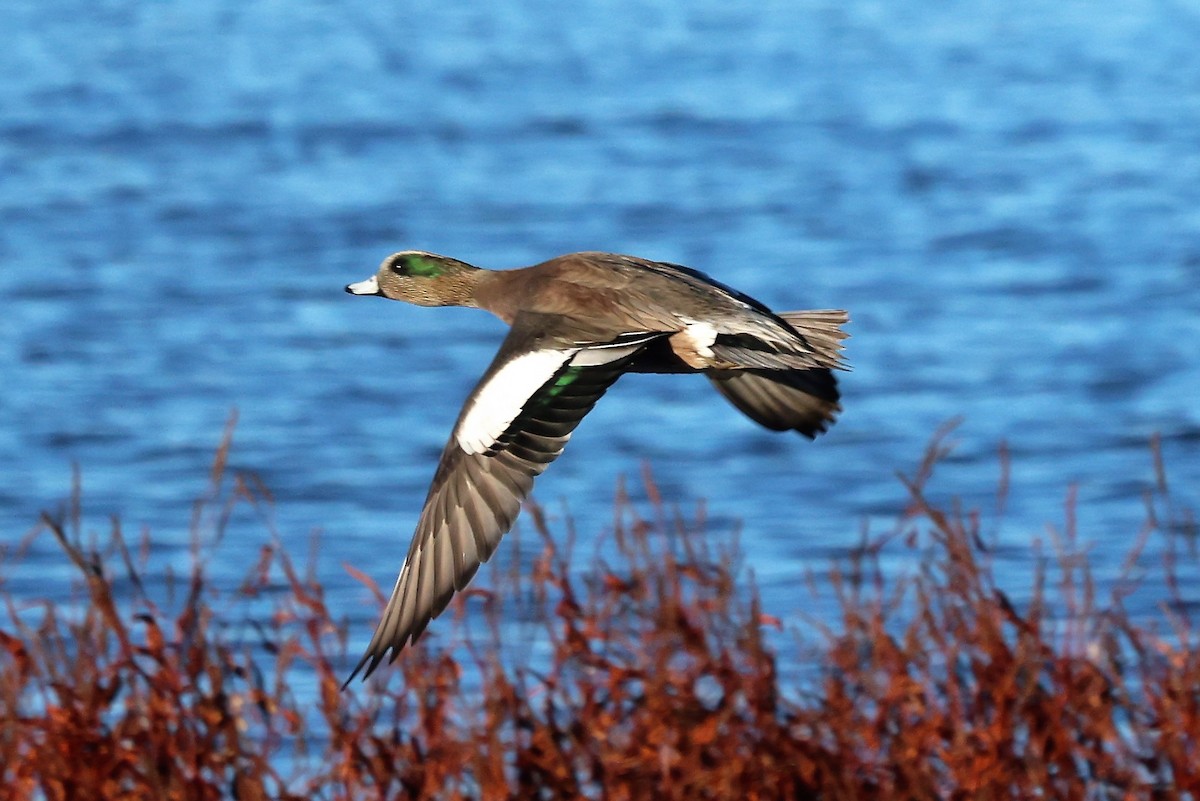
543 366 583 400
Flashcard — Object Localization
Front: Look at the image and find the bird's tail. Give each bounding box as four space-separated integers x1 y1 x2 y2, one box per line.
777 309 850 370
706 309 849 437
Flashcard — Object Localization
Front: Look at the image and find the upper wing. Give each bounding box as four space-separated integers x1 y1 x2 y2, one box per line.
345 319 664 684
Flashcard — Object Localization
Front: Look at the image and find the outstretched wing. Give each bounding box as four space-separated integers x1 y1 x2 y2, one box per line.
345 318 664 683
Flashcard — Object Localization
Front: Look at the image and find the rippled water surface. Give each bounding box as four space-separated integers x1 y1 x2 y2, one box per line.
3 0 1200 667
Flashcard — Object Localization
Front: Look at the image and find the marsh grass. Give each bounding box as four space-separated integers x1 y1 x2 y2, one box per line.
1 421 1197 799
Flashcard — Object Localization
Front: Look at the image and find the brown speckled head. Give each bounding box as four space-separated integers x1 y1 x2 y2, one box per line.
345 251 482 307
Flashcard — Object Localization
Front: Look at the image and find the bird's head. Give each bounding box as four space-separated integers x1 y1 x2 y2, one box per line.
345 251 482 306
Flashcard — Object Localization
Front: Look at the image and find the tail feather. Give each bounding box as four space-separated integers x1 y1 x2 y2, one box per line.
706 309 849 372
777 309 850 370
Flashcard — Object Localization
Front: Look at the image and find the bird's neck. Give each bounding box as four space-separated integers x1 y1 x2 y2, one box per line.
469 267 529 324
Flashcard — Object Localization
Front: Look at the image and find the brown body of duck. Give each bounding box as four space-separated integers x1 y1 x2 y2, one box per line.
342 250 849 683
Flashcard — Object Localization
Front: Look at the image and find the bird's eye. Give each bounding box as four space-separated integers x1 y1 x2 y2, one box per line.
389 257 408 275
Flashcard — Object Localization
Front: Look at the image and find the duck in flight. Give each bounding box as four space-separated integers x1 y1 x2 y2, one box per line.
342 251 849 683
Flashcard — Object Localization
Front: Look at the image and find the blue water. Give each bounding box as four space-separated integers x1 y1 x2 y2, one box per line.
3 0 1200 670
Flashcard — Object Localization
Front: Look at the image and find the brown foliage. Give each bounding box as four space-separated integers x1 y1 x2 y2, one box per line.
1 421 1197 799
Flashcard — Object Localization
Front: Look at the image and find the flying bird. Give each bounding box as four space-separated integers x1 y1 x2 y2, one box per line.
342 251 848 682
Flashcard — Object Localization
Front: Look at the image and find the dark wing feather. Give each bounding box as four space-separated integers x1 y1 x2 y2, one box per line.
708 368 841 438
345 322 661 684
641 260 775 315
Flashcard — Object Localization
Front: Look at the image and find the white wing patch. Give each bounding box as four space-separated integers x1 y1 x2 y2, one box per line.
455 336 660 456
456 350 570 455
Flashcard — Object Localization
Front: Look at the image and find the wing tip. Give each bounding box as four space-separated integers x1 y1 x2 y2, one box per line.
341 650 380 689
342 634 414 689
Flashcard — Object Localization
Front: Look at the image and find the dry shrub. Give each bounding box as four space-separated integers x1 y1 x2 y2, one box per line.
0 420 1197 800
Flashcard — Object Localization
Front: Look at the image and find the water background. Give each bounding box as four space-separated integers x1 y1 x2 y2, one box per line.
3 0 1200 675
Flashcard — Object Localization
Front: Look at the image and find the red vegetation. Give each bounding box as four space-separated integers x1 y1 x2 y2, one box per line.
1 423 1197 799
